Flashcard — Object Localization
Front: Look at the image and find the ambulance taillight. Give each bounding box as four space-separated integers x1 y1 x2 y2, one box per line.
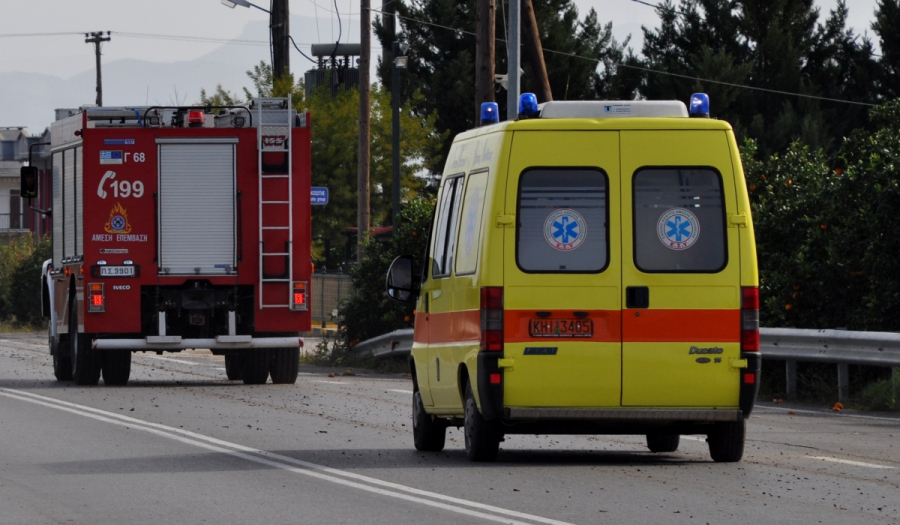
741 287 759 352
480 287 504 352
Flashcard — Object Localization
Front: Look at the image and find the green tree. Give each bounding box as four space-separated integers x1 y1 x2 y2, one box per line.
374 0 638 168
873 0 900 100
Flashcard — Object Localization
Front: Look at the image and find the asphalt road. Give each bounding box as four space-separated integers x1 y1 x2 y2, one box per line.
1 333 898 524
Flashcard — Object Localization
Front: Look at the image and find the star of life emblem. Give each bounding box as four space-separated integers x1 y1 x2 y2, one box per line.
544 209 587 251
657 208 700 250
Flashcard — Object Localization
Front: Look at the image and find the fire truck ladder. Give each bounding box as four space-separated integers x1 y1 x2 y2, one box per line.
257 95 294 310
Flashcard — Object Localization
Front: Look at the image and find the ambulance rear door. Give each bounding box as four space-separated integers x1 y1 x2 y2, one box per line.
619 129 742 407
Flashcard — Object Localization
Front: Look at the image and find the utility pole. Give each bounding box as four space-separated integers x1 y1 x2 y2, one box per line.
271 0 290 81
506 0 520 121
382 0 395 68
521 0 552 102
475 0 496 123
85 31 111 106
358 0 371 261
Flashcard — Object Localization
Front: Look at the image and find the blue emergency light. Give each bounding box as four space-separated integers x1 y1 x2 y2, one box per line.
480 102 499 125
518 93 539 119
690 93 710 118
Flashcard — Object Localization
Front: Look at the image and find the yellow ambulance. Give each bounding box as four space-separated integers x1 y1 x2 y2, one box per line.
387 93 760 462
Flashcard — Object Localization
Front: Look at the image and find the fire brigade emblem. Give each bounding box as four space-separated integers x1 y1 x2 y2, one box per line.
658 208 700 250
544 209 586 251
104 202 132 234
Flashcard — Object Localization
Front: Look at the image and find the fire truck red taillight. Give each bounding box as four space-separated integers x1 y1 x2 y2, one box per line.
741 287 759 352
480 287 504 352
291 282 308 311
88 283 105 313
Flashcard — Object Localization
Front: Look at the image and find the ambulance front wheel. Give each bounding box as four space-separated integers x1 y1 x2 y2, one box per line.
413 390 446 452
464 380 501 462
708 419 745 463
646 434 680 453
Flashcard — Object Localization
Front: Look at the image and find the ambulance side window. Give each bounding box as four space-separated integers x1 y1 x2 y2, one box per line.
454 169 488 276
632 167 726 272
432 175 464 278
516 168 609 273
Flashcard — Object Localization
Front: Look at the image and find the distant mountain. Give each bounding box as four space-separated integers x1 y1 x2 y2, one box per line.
0 16 354 132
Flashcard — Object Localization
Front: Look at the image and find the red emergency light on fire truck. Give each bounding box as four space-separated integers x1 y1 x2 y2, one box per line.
36 97 312 386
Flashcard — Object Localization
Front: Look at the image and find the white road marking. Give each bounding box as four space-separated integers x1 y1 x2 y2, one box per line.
681 436 706 442
139 355 208 366
807 456 895 469
313 380 347 384
0 388 572 525
387 389 413 394
758 405 900 423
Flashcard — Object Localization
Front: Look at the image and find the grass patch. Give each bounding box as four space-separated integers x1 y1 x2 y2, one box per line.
855 374 900 412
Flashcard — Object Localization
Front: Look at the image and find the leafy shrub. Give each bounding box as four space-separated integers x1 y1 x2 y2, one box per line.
0 235 50 328
339 195 435 347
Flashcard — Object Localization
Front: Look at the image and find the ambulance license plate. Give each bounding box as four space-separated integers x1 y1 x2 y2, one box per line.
99 266 135 277
529 318 593 338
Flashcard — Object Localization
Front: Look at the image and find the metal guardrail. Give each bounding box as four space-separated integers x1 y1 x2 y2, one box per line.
352 327 899 403
351 328 413 359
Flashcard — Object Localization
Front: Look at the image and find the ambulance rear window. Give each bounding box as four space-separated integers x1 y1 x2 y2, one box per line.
516 169 608 273
632 167 726 272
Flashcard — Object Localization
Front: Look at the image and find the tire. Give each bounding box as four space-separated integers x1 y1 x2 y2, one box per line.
224 354 244 381
242 349 270 384
647 434 680 453
464 380 501 462
413 390 446 452
102 351 131 386
53 335 73 382
70 302 101 386
269 347 300 384
708 419 746 463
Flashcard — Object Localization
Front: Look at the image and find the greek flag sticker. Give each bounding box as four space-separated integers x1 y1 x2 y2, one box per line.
658 208 700 250
544 209 587 251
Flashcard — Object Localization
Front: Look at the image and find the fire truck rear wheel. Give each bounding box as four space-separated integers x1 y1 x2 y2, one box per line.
70 307 101 386
224 355 244 381
269 348 299 384
102 351 131 386
53 335 73 382
242 349 270 384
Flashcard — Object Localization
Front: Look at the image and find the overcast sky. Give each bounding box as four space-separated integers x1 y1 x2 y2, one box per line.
0 0 883 130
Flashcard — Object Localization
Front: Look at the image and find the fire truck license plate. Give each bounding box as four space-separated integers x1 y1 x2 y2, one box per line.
529 318 593 338
99 266 135 277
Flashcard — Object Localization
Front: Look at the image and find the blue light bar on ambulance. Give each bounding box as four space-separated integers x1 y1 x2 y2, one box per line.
690 93 710 118
518 93 539 119
480 102 499 126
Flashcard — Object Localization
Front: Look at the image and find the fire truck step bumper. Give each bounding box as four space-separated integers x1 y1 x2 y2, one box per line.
91 337 301 351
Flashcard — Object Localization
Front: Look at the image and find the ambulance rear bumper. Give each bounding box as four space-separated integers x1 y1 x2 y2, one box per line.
92 336 301 351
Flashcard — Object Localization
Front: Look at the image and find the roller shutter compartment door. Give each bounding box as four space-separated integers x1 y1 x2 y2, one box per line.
158 142 236 275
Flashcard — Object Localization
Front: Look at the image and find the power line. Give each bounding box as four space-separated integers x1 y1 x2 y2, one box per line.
369 7 878 108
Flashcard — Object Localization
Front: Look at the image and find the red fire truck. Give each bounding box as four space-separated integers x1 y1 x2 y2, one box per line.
38 97 311 386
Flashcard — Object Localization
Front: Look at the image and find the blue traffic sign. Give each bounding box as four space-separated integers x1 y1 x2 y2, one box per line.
311 187 329 205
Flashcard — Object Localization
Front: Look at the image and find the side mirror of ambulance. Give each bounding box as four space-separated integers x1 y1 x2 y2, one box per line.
385 255 420 303
20 166 38 199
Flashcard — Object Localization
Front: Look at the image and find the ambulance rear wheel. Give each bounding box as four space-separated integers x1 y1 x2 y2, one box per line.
53 335 73 382
242 349 270 384
708 419 746 463
70 306 101 386
464 381 501 462
269 347 299 384
413 390 446 452
224 355 243 381
646 434 680 453
102 351 131 386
